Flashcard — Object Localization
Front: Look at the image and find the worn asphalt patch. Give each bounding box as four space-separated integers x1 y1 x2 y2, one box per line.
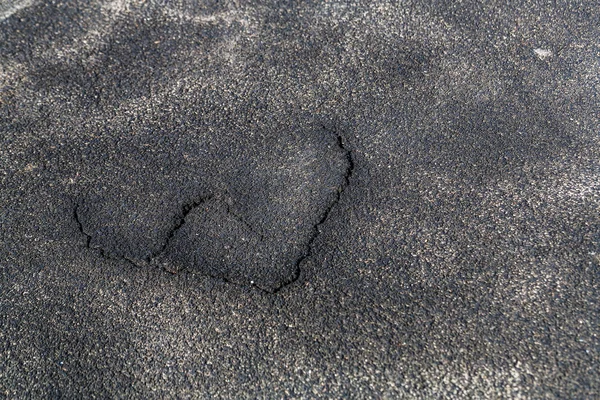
73 124 352 292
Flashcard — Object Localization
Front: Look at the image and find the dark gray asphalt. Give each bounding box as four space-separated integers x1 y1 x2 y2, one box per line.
1 0 599 398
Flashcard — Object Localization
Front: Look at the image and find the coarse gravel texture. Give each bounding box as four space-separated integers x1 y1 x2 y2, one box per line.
1 0 599 398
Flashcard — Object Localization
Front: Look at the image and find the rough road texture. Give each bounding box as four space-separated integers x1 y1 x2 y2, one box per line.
1 0 599 398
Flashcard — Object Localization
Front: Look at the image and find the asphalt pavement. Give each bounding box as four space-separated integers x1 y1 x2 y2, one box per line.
1 0 599 398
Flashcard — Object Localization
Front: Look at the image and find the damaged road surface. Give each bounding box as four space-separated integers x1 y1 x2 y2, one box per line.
1 0 599 398
73 126 353 293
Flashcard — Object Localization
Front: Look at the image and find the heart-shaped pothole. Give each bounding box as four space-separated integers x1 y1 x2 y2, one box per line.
75 123 352 292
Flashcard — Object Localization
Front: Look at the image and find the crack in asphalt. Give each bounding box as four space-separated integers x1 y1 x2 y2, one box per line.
269 129 355 293
146 196 212 267
73 128 354 294
73 197 212 269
